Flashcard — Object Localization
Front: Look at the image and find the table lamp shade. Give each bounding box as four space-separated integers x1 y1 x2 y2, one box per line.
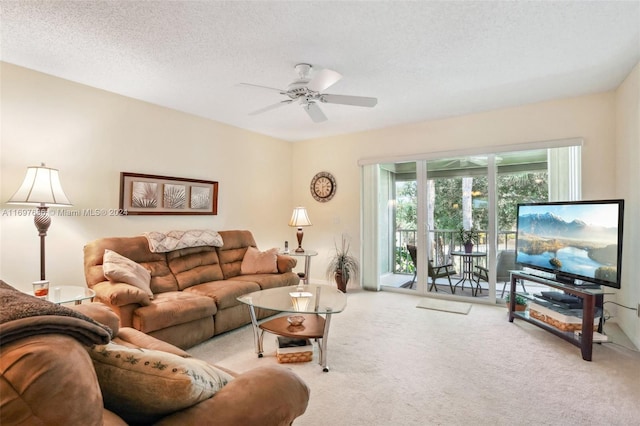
288 207 312 227
288 207 311 253
8 165 72 206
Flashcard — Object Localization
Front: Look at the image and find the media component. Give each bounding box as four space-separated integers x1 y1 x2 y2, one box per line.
515 199 624 289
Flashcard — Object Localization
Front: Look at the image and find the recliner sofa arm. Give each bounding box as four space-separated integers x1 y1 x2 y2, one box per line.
113 327 192 358
0 334 106 426
70 302 190 357
276 254 297 273
92 281 151 307
72 301 121 336
88 283 147 328
154 365 310 426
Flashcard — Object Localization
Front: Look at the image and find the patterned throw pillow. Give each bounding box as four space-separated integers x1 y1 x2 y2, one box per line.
89 342 233 424
103 249 154 299
241 246 279 274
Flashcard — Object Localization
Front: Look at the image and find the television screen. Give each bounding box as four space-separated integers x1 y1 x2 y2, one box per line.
515 199 624 289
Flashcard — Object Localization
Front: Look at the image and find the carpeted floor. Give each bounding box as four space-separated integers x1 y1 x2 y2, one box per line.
188 287 640 425
416 297 472 314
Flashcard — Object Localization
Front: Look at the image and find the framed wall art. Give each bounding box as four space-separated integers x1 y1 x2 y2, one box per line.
120 172 218 215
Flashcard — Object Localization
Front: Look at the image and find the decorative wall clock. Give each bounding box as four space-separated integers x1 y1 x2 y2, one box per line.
310 171 337 202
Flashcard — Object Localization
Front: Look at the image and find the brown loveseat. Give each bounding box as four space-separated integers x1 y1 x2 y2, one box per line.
84 230 299 349
0 283 310 425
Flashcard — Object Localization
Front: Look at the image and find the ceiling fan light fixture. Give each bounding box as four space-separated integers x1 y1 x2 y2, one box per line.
295 63 312 78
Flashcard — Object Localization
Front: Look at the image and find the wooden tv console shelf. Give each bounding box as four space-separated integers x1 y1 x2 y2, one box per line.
508 271 604 361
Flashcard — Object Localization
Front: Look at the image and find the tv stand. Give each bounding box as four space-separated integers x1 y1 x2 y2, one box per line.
570 283 603 290
553 273 575 285
508 271 604 361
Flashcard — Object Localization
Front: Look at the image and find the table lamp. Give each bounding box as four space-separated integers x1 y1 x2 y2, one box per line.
288 206 312 252
7 163 72 280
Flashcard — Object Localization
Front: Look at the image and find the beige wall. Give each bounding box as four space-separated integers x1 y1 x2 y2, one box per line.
292 91 618 282
615 62 640 347
0 63 294 291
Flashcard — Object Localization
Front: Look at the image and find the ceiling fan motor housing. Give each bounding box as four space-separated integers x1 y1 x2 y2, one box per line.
241 62 377 122
286 86 311 98
288 64 314 97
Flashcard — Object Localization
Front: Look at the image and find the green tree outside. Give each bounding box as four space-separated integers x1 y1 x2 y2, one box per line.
396 172 548 233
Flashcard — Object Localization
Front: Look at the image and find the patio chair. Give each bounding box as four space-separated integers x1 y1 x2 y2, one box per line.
407 244 457 293
473 250 526 297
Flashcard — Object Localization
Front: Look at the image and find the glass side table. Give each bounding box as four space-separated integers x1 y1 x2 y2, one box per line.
281 250 318 284
30 285 96 305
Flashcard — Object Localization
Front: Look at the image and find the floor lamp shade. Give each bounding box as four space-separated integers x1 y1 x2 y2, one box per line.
7 164 72 280
288 207 312 253
8 165 72 207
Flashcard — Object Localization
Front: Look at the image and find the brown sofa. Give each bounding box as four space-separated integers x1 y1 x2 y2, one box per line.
0 291 310 425
84 230 300 348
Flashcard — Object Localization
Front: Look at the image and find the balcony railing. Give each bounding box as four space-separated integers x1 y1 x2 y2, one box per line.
395 228 516 274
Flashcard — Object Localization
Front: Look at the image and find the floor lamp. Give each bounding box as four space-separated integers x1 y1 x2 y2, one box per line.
7 163 72 281
288 207 312 252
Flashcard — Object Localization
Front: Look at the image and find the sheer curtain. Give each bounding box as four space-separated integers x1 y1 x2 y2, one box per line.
361 164 381 291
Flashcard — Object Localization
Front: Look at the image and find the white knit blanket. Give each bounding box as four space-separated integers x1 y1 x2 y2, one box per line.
142 230 224 253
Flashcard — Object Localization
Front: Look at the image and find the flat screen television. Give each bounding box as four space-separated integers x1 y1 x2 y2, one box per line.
515 199 624 289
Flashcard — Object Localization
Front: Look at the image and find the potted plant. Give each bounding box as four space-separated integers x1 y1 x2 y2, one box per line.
458 226 479 253
326 235 359 293
505 294 528 311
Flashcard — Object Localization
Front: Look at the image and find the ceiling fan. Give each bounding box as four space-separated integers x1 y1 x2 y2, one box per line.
240 63 377 123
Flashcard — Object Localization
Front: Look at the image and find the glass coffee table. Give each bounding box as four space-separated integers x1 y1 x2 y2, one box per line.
237 284 347 372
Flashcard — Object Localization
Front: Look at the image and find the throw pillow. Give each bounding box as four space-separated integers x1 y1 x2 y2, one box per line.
89 342 233 424
103 249 153 299
241 246 279 274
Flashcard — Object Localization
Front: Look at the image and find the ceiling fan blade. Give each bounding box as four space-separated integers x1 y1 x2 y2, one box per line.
304 102 327 123
238 82 286 93
307 69 342 92
249 100 293 116
320 94 377 107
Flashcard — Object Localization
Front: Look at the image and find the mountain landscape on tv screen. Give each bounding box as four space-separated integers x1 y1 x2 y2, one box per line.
517 212 618 282
517 212 617 244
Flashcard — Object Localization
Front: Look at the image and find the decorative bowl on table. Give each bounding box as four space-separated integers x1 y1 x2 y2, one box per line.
287 315 305 326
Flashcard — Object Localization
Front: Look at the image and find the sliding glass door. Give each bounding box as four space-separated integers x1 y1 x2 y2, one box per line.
423 155 489 296
366 142 581 301
378 162 418 290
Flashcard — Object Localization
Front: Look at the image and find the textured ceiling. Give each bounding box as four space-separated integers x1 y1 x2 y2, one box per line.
1 1 639 142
